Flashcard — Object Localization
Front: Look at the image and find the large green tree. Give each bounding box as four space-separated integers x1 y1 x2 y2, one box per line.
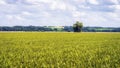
73 21 83 32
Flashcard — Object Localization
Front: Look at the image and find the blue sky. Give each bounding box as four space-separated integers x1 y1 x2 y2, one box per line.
0 0 120 27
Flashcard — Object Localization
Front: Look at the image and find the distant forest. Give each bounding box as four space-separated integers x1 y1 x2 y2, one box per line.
0 26 120 32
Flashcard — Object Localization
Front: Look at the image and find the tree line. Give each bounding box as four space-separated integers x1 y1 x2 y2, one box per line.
0 21 120 32
0 26 120 32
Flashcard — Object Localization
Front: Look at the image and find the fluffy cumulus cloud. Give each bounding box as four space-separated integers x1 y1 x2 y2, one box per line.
0 0 120 27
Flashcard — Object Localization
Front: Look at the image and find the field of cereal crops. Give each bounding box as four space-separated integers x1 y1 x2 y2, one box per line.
0 32 120 68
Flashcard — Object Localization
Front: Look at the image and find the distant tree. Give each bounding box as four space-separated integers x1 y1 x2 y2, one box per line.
73 21 83 32
54 28 58 31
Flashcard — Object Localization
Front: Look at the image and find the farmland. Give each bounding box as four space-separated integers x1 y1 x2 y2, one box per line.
0 32 120 68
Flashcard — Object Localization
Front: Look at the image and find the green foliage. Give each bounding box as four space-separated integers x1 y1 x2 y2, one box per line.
0 32 120 68
73 21 83 32
0 26 120 32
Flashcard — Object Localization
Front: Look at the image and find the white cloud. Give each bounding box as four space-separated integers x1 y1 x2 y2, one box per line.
0 0 6 5
21 11 32 16
81 12 108 26
50 1 67 10
74 0 86 3
42 12 51 17
107 12 119 18
79 5 91 9
72 11 81 18
109 5 120 10
72 11 86 18
88 0 99 5
0 0 120 27
114 5 120 10
110 0 119 4
26 0 52 5
26 0 67 11
6 15 25 21
6 15 14 20
16 16 24 20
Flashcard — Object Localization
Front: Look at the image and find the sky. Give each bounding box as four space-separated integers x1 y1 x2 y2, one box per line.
0 0 120 27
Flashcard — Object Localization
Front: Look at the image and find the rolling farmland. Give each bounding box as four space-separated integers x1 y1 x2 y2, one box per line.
0 32 120 68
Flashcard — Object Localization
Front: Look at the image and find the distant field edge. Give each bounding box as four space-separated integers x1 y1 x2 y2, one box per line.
0 31 120 33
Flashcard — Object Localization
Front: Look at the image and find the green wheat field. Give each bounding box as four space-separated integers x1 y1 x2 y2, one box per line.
0 32 120 68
